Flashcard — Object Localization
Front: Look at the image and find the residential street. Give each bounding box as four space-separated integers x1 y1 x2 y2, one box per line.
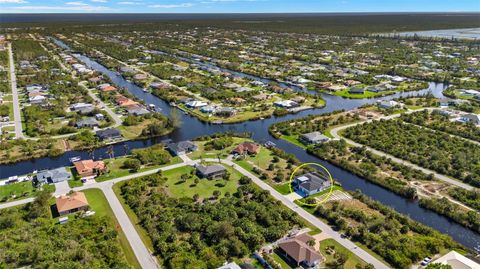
7 42 24 139
204 158 391 269
0 156 390 269
330 108 476 191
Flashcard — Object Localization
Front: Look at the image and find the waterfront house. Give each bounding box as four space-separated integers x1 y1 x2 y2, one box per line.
215 107 237 118
98 84 117 92
167 140 197 155
348 87 365 94
299 132 330 145
200 105 216 113
56 192 89 216
114 95 138 107
196 164 227 179
277 233 324 268
96 128 122 141
293 172 331 197
186 100 208 108
377 100 404 109
232 142 260 155
125 104 150 116
36 167 72 184
274 100 299 109
73 160 106 180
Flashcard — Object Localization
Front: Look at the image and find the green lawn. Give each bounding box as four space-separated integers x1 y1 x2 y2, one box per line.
189 137 246 160
67 167 83 188
319 239 367 269
0 181 55 203
82 189 142 269
273 182 292 195
280 135 307 149
333 89 394 99
96 155 182 182
163 164 241 199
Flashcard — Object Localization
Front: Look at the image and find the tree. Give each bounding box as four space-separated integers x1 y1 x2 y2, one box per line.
213 190 221 199
169 109 182 128
122 159 141 172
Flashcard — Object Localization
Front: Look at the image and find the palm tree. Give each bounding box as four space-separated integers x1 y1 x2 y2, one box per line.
107 145 114 159
123 143 130 156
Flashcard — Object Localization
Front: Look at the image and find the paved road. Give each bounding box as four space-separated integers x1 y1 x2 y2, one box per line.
7 42 25 139
101 184 159 269
1 157 388 269
204 158 390 269
0 197 34 210
81 82 123 127
330 108 476 191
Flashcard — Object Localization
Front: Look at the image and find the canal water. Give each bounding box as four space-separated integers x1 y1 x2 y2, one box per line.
1 38 478 249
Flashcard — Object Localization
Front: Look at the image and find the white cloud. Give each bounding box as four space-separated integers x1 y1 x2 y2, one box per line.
90 0 107 2
118 1 136 4
149 3 193 8
0 0 28 3
65 1 88 5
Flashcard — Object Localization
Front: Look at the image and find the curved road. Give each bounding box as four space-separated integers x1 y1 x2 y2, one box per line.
330 108 476 191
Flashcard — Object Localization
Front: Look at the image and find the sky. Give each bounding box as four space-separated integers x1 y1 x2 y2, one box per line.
0 0 479 13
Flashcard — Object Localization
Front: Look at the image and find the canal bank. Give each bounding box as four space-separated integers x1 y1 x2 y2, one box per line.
1 38 478 250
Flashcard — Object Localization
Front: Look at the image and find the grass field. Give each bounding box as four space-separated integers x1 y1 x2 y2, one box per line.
319 238 367 269
189 137 246 160
163 164 241 199
0 181 55 203
96 155 182 182
280 135 307 149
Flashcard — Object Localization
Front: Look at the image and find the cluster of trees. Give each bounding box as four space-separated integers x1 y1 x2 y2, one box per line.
269 110 358 137
308 140 480 232
0 190 131 268
419 197 480 233
0 137 64 164
314 191 460 269
120 172 304 269
308 140 422 199
448 188 480 211
131 144 171 165
344 119 480 187
400 110 480 142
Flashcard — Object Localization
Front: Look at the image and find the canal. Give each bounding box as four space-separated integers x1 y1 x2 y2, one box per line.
1 38 478 249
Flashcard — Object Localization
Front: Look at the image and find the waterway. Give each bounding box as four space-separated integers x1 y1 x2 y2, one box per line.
1 38 478 250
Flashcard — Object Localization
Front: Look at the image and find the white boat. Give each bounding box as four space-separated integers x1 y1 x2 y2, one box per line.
69 156 81 163
143 88 148 92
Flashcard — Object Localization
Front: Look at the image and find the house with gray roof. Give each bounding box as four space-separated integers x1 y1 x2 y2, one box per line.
196 164 227 179
96 128 122 141
293 172 331 197
75 118 99 129
299 132 330 145
348 87 365 94
36 167 72 184
167 140 197 156
70 103 95 115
